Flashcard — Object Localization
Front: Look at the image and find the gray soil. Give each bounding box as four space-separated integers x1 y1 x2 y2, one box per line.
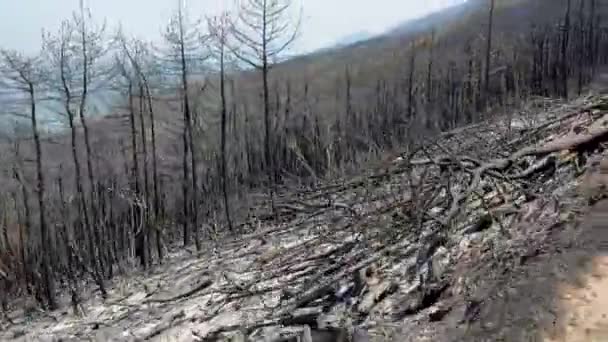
445 199 608 342
2 87 608 341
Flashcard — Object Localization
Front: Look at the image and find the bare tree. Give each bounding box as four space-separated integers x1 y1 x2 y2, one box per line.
163 0 208 250
69 0 111 280
137 85 152 267
42 19 107 298
0 51 56 309
562 0 573 98
11 145 34 297
116 33 164 261
407 46 417 121
209 13 235 232
114 53 149 268
230 0 301 213
426 28 436 104
576 0 587 95
589 0 599 70
484 0 496 104
72 0 111 223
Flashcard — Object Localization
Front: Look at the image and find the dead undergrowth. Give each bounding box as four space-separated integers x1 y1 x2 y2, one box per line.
2 93 608 341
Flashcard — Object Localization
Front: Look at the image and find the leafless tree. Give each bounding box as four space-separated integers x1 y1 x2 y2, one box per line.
426 28 436 104
562 0 573 98
0 50 57 309
114 52 150 268
209 13 235 232
163 0 208 250
115 33 164 261
72 0 111 281
11 144 34 294
230 0 302 213
42 17 108 298
70 0 111 225
484 0 496 103
407 46 417 121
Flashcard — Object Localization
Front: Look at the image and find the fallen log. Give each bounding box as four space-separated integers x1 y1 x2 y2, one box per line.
441 121 608 225
274 239 414 317
144 278 213 304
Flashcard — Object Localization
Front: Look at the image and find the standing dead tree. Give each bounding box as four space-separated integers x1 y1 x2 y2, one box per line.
484 0 496 105
10 142 34 298
562 0 573 98
407 43 418 122
162 0 208 250
229 0 301 214
115 33 164 262
209 13 235 232
426 28 436 106
113 52 149 268
42 17 107 298
0 50 57 309
69 3 113 273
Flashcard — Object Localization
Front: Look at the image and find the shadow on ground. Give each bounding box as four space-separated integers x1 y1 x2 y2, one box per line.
449 199 608 342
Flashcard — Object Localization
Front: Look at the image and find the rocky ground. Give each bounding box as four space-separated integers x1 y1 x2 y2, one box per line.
2 90 608 341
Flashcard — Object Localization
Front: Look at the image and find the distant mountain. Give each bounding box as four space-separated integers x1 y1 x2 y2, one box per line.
306 30 378 55
333 31 376 48
309 0 478 56
385 0 478 37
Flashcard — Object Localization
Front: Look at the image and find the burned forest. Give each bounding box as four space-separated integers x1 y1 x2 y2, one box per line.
1 0 608 341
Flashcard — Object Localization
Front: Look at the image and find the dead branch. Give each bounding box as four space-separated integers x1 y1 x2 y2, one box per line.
144 277 213 304
274 238 414 317
508 155 557 179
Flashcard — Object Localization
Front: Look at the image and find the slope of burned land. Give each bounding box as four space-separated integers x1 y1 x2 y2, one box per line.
2 91 608 341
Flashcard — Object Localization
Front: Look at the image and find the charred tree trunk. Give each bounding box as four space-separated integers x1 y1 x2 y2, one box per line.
176 8 198 249
484 0 496 104
407 49 417 121
219 44 234 232
262 46 276 215
127 82 146 268
60 57 106 297
427 28 436 104
10 190 28 293
28 82 57 309
562 0 572 98
76 5 105 279
140 76 162 262
138 85 151 269
577 0 586 95
57 171 81 312
12 160 33 297
589 0 598 70
181 107 191 247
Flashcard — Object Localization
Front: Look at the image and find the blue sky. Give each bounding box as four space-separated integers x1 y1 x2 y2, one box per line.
0 0 462 55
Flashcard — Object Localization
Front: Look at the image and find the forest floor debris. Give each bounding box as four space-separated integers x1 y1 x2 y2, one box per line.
2 92 608 341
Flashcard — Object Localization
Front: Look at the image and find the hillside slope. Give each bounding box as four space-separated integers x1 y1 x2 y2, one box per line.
1 2 607 339
2 82 608 341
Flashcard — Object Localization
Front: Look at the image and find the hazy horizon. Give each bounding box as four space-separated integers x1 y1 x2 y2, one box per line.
0 0 464 56
0 0 468 133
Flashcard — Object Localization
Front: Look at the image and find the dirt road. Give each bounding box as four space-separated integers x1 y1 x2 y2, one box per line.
543 199 608 342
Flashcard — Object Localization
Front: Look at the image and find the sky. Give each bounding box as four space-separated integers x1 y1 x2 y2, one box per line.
0 0 460 55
